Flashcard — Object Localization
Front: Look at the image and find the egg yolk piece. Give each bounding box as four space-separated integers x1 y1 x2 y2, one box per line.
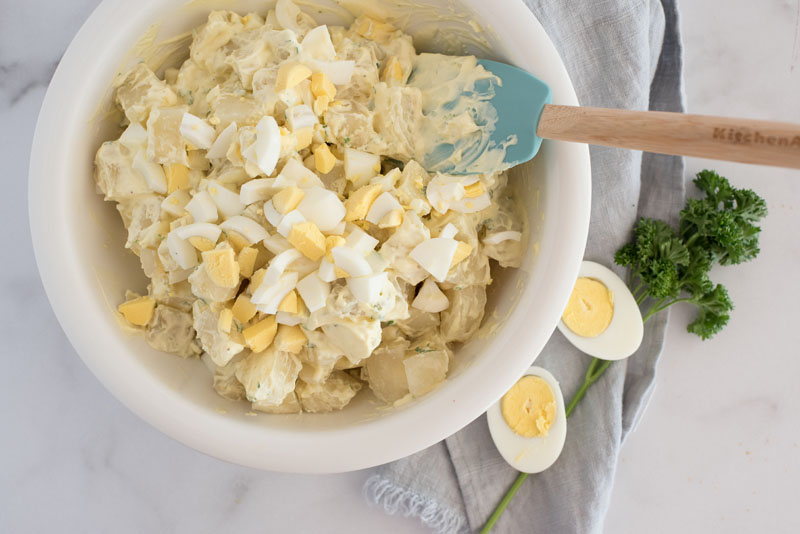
561 277 614 338
501 375 557 438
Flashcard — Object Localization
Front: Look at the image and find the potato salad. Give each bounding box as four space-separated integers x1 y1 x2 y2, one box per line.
95 1 524 414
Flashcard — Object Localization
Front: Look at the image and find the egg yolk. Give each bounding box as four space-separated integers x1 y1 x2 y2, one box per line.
561 277 614 338
501 375 556 438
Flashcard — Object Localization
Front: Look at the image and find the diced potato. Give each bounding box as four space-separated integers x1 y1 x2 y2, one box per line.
295 371 362 413
274 324 307 354
146 304 198 358
235 346 302 404
193 300 245 366
252 391 302 414
440 285 486 343
365 337 410 403
115 63 178 124
403 348 448 397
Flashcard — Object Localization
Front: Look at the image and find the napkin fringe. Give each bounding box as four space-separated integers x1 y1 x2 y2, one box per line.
364 475 465 534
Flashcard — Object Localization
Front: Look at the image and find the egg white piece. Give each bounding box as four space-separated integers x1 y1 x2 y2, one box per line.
185 191 218 223
285 104 318 132
180 113 216 150
306 59 355 85
556 260 644 360
300 25 337 61
487 366 567 474
220 215 269 245
206 122 237 160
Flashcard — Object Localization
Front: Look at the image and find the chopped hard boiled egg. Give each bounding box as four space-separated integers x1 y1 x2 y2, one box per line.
206 121 238 159
347 272 388 305
252 272 299 314
185 191 218 223
232 294 258 323
174 222 222 243
242 315 278 353
345 183 383 222
248 116 281 176
272 186 305 214
314 144 337 174
301 26 336 61
278 158 324 189
285 104 318 132
202 247 240 288
275 62 313 93
344 227 379 255
483 231 522 245
296 186 345 231
332 246 372 277
344 148 380 185
166 232 198 270
132 151 167 194
237 246 258 278
207 181 245 217
164 163 190 193
118 296 155 326
306 59 355 85
296 272 330 312
365 192 402 226
220 215 269 245
180 113 216 150
277 209 307 238
451 241 473 267
161 189 191 217
288 221 326 260
239 178 276 205
409 237 458 282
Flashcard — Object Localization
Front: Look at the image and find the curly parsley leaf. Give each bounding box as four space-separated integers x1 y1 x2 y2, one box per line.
616 170 766 339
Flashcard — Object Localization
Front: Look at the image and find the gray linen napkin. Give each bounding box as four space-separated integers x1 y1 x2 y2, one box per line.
365 1 686 532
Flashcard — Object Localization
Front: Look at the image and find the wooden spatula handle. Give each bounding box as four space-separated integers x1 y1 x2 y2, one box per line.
537 104 800 169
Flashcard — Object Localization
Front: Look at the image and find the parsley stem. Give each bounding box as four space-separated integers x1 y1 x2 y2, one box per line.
480 472 528 533
481 357 613 532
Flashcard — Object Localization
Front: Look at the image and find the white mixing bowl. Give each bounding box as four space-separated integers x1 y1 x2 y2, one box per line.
29 0 590 473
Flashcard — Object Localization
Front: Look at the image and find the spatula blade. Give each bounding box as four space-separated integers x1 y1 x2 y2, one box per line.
476 59 552 172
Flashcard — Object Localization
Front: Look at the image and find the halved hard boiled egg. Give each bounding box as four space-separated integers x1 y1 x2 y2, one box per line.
556 261 643 361
487 366 567 474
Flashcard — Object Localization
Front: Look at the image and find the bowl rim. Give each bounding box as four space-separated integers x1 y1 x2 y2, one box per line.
28 0 591 473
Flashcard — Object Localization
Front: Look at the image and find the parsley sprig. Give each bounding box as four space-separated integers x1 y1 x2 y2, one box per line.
615 170 766 338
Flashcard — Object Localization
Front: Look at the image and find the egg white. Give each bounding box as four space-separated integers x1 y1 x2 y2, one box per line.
487 366 567 474
556 261 643 361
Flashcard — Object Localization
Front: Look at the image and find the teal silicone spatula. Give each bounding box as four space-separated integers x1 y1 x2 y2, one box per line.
435 59 800 174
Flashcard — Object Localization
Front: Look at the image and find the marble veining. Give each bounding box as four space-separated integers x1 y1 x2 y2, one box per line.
2 1 798 533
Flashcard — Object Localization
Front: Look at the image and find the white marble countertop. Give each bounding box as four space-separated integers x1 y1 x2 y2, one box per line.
2 1 798 532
